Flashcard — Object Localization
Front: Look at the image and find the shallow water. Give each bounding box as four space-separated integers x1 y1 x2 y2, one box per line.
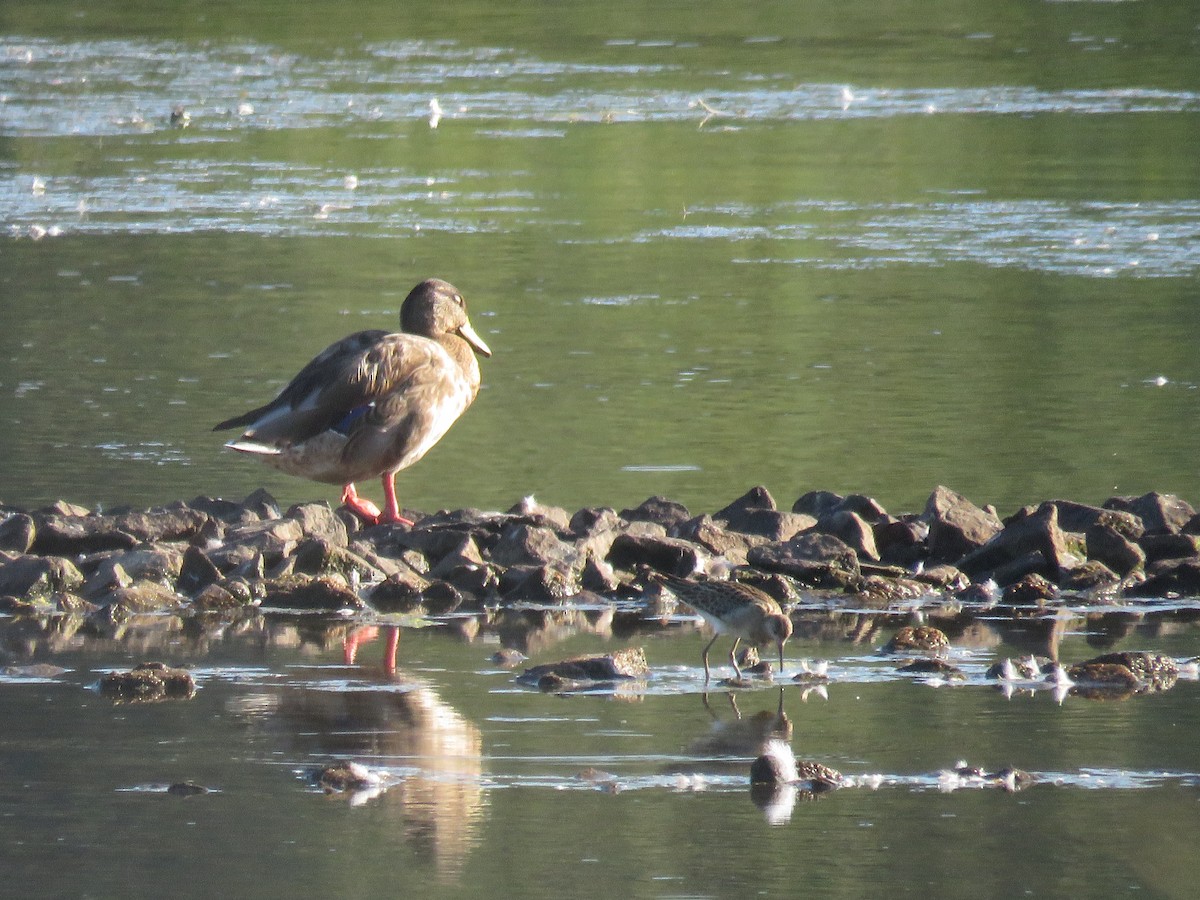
4 1 1200 896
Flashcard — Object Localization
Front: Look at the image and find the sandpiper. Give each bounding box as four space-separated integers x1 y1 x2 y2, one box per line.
658 574 793 682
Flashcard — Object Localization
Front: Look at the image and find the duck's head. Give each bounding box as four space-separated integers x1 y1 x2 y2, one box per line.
401 278 492 358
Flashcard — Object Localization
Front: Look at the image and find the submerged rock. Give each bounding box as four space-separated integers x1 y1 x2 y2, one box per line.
517 647 649 689
882 626 949 653
99 662 196 702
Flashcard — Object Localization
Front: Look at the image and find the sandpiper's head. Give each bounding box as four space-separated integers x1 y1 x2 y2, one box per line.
763 613 793 674
401 278 492 357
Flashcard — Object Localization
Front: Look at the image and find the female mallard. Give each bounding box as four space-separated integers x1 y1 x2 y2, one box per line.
214 278 491 525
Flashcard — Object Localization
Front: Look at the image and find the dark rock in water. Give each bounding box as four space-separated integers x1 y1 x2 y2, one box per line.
260 574 364 611
1105 492 1195 535
422 580 469 615
1128 559 1200 598
167 781 210 796
619 496 691 530
607 532 705 576
1080 651 1177 689
882 625 949 653
748 532 860 588
815 510 879 561
957 503 1068 581
490 648 528 667
517 647 649 687
55 591 97 615
191 583 250 612
368 568 431 612
1060 560 1120 593
897 658 965 679
99 581 184 614
501 563 580 603
0 555 84 598
1066 661 1140 689
0 513 35 554
1139 533 1200 564
924 486 1003 563
99 662 196 702
314 761 381 793
1001 573 1057 605
1086 524 1146 576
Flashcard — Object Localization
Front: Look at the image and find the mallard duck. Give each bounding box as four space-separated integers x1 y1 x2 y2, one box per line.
214 278 491 525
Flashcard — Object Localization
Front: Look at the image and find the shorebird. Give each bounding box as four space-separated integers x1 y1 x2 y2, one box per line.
214 278 490 526
658 574 793 682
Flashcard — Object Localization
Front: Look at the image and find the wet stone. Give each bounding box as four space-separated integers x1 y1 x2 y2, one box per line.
191 583 250 612
619 496 692 530
517 647 649 686
1130 559 1200 597
1001 573 1057 605
167 782 210 797
1086 524 1146 576
1066 661 1140 690
747 532 860 588
606 532 706 577
260 574 364 611
490 648 528 668
897 658 965 679
1105 492 1195 535
882 626 950 653
99 662 196 702
0 513 35 553
957 503 1068 581
924 485 1003 562
673 515 765 565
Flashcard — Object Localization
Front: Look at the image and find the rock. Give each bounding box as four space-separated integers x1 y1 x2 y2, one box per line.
569 506 623 537
260 575 364 611
673 515 764 565
579 553 620 592
368 568 431 612
491 523 575 569
0 555 84 598
882 626 949 653
1081 651 1177 688
897 658 965 679
422 581 468 615
874 516 928 566
1128 559 1200 598
242 487 281 519
606 532 706 576
490 648 528 668
1139 533 1199 564
0 513 35 553
619 496 692 530
501 564 581 603
1066 661 1139 689
792 490 845 519
99 662 196 702
1105 492 1195 535
110 507 211 543
100 581 184 614
747 533 860 588
191 583 249 612
285 502 348 548
506 495 572 531
517 648 649 687
956 502 1067 580
815 510 879 561
719 508 814 542
30 514 139 555
315 761 381 792
1060 560 1120 592
715 485 777 519
167 782 210 797
1001 573 1056 605
1086 524 1146 576
924 486 1002 562
1049 500 1137 536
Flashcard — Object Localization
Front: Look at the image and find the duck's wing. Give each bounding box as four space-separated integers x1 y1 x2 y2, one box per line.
213 329 398 444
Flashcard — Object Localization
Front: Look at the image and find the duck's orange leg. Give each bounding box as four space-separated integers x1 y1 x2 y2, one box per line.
378 472 415 526
340 483 382 523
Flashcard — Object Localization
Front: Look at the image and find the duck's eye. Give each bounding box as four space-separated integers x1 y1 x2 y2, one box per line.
453 294 464 306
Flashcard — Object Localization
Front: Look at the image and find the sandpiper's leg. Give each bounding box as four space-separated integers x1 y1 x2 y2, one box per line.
729 638 743 679
701 632 720 683
378 472 415 526
341 483 382 523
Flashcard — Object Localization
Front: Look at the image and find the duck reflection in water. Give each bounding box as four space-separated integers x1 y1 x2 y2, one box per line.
230 635 484 882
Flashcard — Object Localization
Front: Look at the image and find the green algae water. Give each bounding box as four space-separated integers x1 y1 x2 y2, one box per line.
4 1 1200 896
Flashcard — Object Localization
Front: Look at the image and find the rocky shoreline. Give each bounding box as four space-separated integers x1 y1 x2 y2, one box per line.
1 484 1197 623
